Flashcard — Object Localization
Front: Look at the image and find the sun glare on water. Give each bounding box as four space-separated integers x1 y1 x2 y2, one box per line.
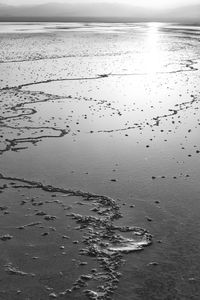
143 23 163 75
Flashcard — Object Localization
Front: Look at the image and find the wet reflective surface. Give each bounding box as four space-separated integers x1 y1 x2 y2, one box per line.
0 22 200 299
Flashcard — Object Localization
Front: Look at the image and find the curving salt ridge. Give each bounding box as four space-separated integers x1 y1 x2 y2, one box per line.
0 89 71 154
0 58 198 92
1 86 199 157
0 173 152 299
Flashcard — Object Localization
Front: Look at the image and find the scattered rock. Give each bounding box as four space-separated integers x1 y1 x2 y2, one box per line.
0 234 13 241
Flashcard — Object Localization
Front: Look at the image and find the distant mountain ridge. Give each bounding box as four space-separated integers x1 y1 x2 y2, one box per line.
0 2 200 22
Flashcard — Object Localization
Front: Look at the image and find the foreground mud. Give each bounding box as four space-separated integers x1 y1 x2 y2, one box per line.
0 174 151 299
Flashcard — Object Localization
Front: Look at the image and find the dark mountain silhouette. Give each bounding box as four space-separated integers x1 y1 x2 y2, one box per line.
0 2 199 22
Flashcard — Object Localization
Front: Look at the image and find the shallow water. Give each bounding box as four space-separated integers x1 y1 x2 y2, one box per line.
0 22 200 299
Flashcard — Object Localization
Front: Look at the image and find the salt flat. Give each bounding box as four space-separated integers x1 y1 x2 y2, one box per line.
0 22 200 300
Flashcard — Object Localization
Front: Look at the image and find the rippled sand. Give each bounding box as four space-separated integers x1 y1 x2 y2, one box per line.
0 22 200 300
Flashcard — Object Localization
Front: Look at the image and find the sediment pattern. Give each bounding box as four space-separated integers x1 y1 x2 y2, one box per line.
0 23 200 300
0 173 151 299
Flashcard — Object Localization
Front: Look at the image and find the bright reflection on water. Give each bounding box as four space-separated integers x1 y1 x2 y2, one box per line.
143 23 162 74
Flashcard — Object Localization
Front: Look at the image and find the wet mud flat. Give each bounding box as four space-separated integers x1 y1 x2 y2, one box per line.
0 22 200 299
0 175 151 300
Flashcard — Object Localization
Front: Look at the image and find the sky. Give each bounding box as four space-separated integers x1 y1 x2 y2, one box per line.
1 0 200 9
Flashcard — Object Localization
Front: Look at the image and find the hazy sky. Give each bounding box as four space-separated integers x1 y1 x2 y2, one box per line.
1 0 200 9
